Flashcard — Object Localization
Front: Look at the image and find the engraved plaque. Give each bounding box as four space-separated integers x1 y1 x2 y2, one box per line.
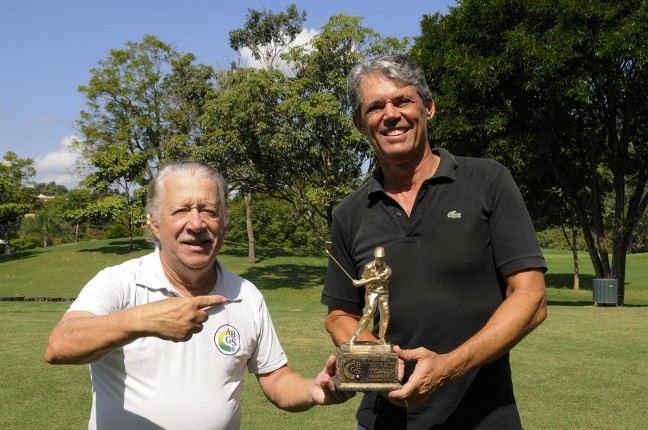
333 342 401 392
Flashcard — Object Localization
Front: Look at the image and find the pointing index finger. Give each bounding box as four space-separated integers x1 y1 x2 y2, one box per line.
193 295 228 309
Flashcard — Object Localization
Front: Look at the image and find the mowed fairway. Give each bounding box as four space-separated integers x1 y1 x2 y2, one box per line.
1 239 646 429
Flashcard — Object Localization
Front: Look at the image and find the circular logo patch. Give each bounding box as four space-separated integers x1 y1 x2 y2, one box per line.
214 324 240 355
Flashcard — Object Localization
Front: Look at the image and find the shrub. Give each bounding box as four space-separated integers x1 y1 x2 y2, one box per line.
10 236 41 252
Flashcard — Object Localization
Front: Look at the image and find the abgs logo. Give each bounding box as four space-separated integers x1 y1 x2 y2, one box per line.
214 324 240 355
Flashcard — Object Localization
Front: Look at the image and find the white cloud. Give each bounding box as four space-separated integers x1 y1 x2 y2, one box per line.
34 135 81 188
238 27 318 73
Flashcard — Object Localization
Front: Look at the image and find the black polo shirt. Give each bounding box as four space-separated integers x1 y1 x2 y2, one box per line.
322 147 546 429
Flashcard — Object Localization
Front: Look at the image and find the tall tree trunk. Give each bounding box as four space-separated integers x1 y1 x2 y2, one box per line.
245 192 255 264
612 227 633 307
562 224 580 290
128 215 134 251
571 228 580 291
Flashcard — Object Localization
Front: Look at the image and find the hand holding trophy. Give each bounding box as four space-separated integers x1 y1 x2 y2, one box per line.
325 243 401 392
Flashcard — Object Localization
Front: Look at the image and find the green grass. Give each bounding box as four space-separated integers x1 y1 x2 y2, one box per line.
1 239 646 429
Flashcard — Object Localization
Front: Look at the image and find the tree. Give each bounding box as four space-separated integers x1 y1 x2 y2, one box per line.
19 209 66 248
0 152 35 247
75 35 215 249
412 0 648 305
226 194 322 248
283 14 409 228
229 3 306 70
223 4 308 263
79 194 146 247
80 145 149 250
76 35 214 176
33 182 68 196
201 67 283 262
204 11 410 260
59 188 95 242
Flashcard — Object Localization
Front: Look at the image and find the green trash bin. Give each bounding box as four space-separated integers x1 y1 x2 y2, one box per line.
593 278 618 306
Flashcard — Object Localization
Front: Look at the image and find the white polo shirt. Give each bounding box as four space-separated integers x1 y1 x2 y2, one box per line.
69 250 287 430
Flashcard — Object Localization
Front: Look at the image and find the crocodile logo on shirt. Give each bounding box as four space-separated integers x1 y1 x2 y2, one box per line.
214 324 240 355
447 210 462 219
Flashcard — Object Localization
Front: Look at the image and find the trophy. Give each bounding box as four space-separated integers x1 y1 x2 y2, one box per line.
325 242 401 392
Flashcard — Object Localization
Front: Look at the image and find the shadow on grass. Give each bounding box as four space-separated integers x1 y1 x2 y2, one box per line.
76 239 152 255
219 244 324 263
546 300 595 307
0 249 44 262
546 301 647 308
240 263 326 290
545 273 595 291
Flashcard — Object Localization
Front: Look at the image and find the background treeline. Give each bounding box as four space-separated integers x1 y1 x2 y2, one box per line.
2 1 647 305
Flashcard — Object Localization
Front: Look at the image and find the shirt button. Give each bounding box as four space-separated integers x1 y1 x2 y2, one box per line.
396 211 402 217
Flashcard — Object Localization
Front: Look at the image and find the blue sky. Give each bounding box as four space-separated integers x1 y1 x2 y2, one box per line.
0 0 455 187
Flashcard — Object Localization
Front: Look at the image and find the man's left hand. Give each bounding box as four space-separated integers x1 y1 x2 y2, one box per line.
385 345 454 408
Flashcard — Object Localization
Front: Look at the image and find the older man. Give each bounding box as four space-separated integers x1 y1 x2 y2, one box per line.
45 161 352 430
322 54 547 429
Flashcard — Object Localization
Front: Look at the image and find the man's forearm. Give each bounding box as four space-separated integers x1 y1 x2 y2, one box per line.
44 309 144 364
258 367 319 412
325 308 377 346
444 270 547 378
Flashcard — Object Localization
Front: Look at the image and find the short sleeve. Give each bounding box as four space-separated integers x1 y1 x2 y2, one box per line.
247 297 288 374
68 267 128 316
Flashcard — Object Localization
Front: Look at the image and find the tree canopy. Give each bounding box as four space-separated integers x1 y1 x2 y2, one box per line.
74 35 215 249
0 152 35 243
203 12 409 243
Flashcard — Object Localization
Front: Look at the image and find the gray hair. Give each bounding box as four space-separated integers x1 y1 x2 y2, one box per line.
347 54 433 115
145 161 229 247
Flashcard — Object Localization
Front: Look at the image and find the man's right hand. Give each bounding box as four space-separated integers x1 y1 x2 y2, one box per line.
138 295 228 341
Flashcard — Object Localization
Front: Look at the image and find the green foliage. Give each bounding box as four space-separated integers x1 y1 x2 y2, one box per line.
74 35 215 249
76 35 215 180
226 195 324 248
18 210 69 248
631 215 648 253
0 152 36 195
9 235 40 252
229 3 306 69
0 202 30 225
537 227 588 251
33 182 68 196
82 194 146 249
204 13 409 243
0 152 36 243
102 223 129 239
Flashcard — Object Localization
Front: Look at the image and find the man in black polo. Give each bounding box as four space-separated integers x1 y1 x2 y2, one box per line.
321 54 547 429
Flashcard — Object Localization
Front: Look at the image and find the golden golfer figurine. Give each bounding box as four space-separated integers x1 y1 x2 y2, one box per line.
325 243 401 392
350 246 391 345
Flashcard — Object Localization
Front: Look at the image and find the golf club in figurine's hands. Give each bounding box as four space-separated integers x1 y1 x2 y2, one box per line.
325 242 401 392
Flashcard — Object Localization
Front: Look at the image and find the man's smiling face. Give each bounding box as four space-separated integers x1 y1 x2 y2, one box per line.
151 173 225 277
353 74 435 166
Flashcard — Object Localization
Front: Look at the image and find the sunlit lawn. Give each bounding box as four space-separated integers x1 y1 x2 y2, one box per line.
1 239 646 429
